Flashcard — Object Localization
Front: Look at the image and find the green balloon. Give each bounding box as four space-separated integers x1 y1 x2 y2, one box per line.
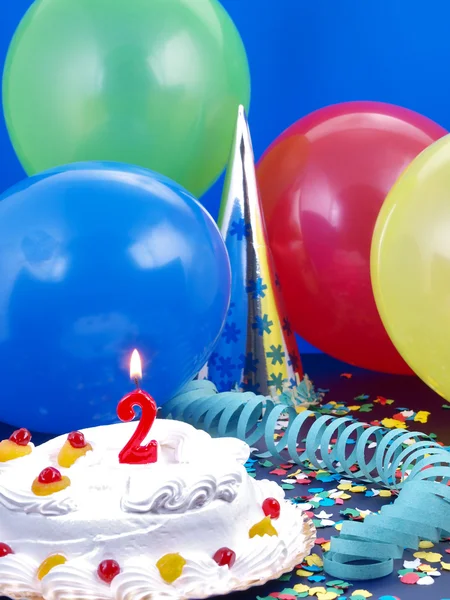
3 0 250 197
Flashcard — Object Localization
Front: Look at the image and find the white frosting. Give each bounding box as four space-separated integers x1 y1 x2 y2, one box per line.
122 471 242 514
112 559 182 600
42 562 111 600
0 483 76 516
0 501 311 600
0 554 39 596
0 419 314 599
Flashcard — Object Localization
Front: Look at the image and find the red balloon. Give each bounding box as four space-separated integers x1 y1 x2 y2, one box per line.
257 102 447 374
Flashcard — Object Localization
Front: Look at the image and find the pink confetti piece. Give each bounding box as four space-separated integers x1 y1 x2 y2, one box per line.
270 468 287 476
400 572 420 584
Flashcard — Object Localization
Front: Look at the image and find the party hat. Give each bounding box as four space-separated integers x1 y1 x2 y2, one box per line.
206 106 304 398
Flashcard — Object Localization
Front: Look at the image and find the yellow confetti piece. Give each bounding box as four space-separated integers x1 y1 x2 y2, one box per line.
335 523 343 531
418 564 434 572
381 417 407 429
441 561 450 571
321 541 331 552
337 483 352 491
296 568 312 577
293 583 310 593
287 469 303 479
378 490 392 497
308 587 327 596
350 485 367 493
317 593 339 600
414 410 431 423
351 591 373 598
347 405 361 411
413 551 443 563
418 540 435 549
304 553 324 567
295 406 309 414
338 492 352 500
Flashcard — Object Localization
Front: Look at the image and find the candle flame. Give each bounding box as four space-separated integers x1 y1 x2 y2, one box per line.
130 349 142 381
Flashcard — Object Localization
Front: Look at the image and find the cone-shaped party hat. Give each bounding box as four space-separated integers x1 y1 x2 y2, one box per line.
206 106 303 397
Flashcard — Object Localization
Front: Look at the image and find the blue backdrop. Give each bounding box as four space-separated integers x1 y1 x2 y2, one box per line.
2 0 450 354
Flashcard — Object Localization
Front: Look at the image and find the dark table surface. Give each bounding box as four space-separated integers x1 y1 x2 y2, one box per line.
0 354 449 600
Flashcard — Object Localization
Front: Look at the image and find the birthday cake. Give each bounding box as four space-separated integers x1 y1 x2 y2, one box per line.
0 419 315 600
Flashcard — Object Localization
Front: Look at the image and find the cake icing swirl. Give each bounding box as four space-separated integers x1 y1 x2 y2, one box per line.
0 554 39 596
0 484 76 516
112 563 179 600
122 472 242 514
171 558 237 597
42 563 111 600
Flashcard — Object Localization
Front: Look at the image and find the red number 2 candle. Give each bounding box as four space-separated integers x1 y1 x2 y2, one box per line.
117 350 157 465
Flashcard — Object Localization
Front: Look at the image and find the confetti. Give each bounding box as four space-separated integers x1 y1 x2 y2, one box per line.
316 592 339 600
418 565 440 576
375 396 395 405
296 569 313 577
403 558 421 569
315 511 333 519
399 572 421 584
270 468 288 476
304 554 324 568
381 417 407 429
413 551 443 563
414 410 431 423
308 586 327 595
293 583 310 593
418 540 435 549
416 575 435 585
378 490 393 497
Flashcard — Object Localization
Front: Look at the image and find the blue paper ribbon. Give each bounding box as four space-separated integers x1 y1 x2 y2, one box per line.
162 380 450 580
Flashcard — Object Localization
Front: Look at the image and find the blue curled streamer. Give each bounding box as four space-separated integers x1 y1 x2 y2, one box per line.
162 380 450 580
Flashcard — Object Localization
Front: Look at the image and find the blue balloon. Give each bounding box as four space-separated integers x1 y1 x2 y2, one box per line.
0 162 230 433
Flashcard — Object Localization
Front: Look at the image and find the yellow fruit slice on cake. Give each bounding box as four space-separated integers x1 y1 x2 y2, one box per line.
57 431 92 468
157 553 187 583
249 516 278 538
0 429 32 462
37 554 67 580
32 467 71 496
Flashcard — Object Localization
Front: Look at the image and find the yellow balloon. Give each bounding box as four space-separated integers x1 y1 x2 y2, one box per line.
371 133 450 401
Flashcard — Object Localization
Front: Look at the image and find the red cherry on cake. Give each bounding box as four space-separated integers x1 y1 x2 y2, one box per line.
38 467 63 485
213 547 236 568
262 497 281 519
32 467 70 497
9 428 31 446
98 559 121 584
0 543 13 558
0 429 32 462
68 431 87 449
